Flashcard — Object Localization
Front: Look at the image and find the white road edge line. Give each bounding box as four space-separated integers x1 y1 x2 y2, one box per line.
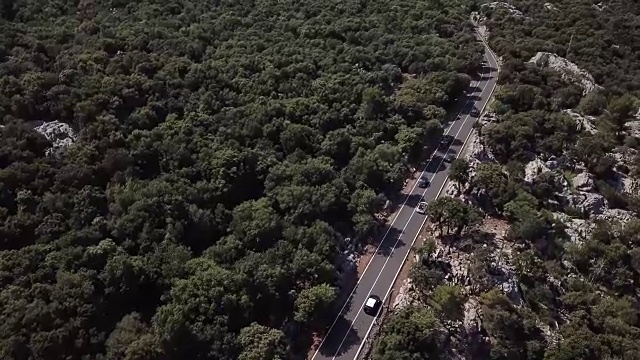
335 77 489 360
352 36 502 360
310 70 481 360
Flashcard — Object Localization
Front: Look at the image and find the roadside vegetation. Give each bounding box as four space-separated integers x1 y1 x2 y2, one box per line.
374 0 640 359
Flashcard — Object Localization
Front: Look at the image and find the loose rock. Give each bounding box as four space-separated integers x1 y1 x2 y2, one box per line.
33 120 76 156
524 158 551 183
572 172 594 192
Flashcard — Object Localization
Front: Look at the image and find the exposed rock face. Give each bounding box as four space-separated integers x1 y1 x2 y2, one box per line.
33 121 76 155
528 52 603 95
481 2 524 17
555 208 636 245
463 297 482 333
572 172 594 192
569 192 606 215
627 120 640 138
594 208 636 225
544 2 557 10
592 2 607 11
524 158 550 183
392 278 415 310
554 212 594 244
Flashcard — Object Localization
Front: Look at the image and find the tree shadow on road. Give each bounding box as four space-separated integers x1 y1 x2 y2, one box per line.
375 227 405 257
316 316 363 358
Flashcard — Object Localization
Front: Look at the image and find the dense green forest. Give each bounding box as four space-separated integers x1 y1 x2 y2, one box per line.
0 0 483 358
374 0 640 359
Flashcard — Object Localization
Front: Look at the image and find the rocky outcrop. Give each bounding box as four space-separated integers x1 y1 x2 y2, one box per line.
594 208 636 225
592 2 607 11
524 158 551 183
554 212 593 244
463 298 482 333
33 121 76 156
544 3 558 11
564 192 606 215
572 172 594 192
555 208 636 245
528 53 603 95
481 2 524 17
392 278 416 310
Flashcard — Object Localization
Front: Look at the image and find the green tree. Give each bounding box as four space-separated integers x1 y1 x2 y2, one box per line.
449 158 470 191
606 95 637 140
293 283 337 325
431 285 466 321
474 162 515 211
428 197 482 236
238 323 289 360
577 91 607 116
373 306 446 360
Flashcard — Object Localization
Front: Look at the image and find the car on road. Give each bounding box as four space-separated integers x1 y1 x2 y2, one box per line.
416 201 427 214
444 153 456 163
439 135 454 149
471 109 480 117
363 295 382 316
418 178 429 188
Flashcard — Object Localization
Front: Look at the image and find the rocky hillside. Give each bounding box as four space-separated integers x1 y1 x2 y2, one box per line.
373 1 640 359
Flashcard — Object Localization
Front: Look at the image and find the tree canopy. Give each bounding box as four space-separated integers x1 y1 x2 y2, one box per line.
0 0 483 358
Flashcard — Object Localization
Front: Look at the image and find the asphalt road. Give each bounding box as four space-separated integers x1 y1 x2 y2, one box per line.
311 33 500 360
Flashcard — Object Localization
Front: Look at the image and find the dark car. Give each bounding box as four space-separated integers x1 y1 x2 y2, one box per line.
363 295 382 316
471 109 480 117
439 135 454 149
444 153 456 163
418 178 429 188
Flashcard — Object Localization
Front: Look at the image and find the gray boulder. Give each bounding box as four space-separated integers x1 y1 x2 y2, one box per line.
564 192 606 215
572 172 594 192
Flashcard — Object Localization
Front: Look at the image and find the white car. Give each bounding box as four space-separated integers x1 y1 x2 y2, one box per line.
416 201 427 214
363 295 382 316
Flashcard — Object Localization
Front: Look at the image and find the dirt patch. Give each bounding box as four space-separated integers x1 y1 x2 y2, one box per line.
479 217 509 238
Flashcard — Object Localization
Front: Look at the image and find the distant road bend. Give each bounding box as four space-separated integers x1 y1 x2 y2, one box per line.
311 30 500 360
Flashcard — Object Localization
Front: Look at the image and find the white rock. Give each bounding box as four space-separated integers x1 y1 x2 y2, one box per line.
499 277 524 306
524 158 550 183
626 120 640 138
572 172 594 192
392 278 415 310
594 208 636 226
544 2 557 10
593 2 606 11
554 212 594 244
481 2 524 17
463 298 482 333
528 52 603 95
33 120 76 156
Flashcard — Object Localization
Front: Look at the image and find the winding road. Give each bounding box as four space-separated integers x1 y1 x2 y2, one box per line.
311 30 500 360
